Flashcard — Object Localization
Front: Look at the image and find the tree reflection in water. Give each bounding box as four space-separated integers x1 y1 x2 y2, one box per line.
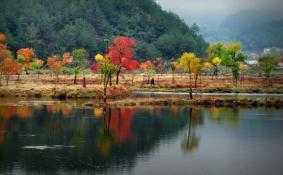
207 107 240 126
181 108 203 153
0 102 199 174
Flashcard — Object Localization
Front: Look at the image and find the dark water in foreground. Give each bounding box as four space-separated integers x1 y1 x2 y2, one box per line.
0 101 283 175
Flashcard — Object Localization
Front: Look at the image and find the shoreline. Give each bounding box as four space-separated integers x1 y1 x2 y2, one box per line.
1 96 282 108
1 85 283 108
106 97 283 108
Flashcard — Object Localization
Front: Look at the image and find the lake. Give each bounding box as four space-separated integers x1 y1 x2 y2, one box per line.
0 100 283 175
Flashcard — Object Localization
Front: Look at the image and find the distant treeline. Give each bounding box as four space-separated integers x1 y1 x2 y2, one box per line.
0 0 208 60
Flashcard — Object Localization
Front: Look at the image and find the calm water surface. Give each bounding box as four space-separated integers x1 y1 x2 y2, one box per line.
0 100 283 175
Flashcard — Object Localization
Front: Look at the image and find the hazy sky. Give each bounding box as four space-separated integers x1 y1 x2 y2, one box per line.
155 0 283 26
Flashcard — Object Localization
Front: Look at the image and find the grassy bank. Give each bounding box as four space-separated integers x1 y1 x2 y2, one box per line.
88 97 283 108
1 74 283 99
0 83 130 99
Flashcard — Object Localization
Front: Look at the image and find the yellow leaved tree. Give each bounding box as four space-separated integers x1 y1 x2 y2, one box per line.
180 52 200 99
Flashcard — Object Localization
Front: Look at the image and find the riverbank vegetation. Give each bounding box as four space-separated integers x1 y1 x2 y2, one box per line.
1 32 283 102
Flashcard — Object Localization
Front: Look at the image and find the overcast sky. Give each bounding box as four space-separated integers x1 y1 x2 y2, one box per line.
155 0 283 26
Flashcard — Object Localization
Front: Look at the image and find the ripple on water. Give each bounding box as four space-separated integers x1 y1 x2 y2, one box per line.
22 145 75 150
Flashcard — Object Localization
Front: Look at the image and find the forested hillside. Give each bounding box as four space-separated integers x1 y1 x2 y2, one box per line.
0 0 208 60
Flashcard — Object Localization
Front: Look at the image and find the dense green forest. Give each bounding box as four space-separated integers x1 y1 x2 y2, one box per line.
0 0 208 60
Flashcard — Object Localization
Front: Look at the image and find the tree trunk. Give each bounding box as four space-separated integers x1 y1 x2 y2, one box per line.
214 65 218 79
131 73 135 85
82 72 86 88
268 74 271 87
17 74 20 82
194 74 198 88
235 78 238 87
172 73 175 84
56 73 59 83
83 76 86 88
6 75 9 86
116 67 121 85
103 86 107 103
104 75 110 103
74 74 77 84
189 72 193 99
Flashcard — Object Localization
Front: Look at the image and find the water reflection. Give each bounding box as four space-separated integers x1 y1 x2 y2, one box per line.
181 108 203 153
206 107 240 126
0 102 188 174
0 102 282 175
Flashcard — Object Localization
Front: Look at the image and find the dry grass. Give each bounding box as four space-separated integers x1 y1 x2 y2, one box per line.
0 74 283 99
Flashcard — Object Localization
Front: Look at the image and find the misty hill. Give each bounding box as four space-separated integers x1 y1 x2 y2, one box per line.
220 9 272 32
0 0 207 60
202 9 283 51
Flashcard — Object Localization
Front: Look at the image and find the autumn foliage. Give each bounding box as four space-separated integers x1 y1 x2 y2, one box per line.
1 59 19 75
0 33 10 61
109 37 136 65
47 52 73 81
105 108 137 142
109 37 137 84
0 33 7 50
17 48 35 62
140 60 154 71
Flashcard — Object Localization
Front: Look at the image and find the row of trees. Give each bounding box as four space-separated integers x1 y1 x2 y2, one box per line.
0 33 279 98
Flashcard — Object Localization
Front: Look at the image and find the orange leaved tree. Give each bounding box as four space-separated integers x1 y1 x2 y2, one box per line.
16 48 35 74
0 33 14 85
47 52 73 83
1 58 20 86
140 60 155 84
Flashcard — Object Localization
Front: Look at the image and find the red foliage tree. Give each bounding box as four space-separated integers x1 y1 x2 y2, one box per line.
124 59 140 71
109 37 136 84
90 63 100 73
123 59 140 84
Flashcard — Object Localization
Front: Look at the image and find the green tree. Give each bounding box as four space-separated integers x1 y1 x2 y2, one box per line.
207 43 223 77
72 48 88 88
91 55 117 103
221 43 246 86
258 54 278 87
